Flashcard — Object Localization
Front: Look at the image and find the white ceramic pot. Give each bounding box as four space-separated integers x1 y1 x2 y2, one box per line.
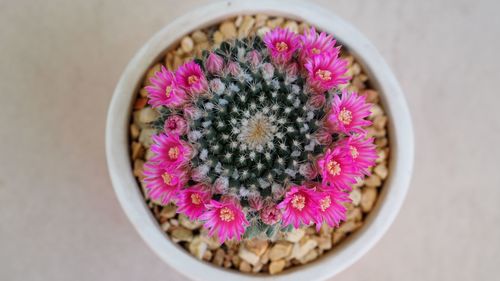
106 1 414 280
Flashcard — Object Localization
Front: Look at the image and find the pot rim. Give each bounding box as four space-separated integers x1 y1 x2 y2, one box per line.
106 1 414 280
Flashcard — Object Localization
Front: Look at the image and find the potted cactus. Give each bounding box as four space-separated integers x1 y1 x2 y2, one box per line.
106 1 413 280
142 28 376 243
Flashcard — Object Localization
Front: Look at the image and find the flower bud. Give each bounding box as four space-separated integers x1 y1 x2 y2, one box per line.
286 62 299 77
246 50 262 68
205 52 224 74
260 202 282 225
261 62 275 80
309 93 326 108
226 61 240 76
315 129 333 146
299 163 318 179
164 115 188 135
213 176 229 194
248 193 264 211
209 78 225 95
183 105 202 120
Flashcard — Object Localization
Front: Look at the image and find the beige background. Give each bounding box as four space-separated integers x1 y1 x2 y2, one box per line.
1 0 499 280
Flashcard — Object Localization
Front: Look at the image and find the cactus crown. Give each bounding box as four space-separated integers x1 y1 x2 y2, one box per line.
145 27 376 242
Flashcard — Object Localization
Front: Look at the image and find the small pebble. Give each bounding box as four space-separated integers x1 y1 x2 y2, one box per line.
361 188 377 212
220 21 237 38
269 259 286 275
181 36 194 53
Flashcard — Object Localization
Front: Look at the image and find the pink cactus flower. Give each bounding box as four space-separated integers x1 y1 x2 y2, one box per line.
145 66 187 108
201 198 249 243
327 91 372 134
263 27 300 64
304 53 349 93
176 183 211 220
314 187 349 231
143 161 187 205
339 134 377 176
176 61 208 95
299 27 340 65
317 147 357 190
164 115 188 136
150 133 191 169
260 202 282 225
277 185 320 228
205 52 224 74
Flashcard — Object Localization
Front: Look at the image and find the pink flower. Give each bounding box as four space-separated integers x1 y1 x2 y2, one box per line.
176 61 208 95
278 185 320 228
299 27 340 65
305 53 349 93
205 52 224 74
225 61 241 76
201 199 249 243
164 115 188 135
176 183 211 220
246 50 262 68
150 133 191 169
317 147 357 190
339 134 377 176
260 202 282 225
143 161 187 205
327 91 372 134
314 187 349 231
263 27 300 64
145 66 187 108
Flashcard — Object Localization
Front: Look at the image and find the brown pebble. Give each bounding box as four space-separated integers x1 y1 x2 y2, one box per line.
361 188 378 212
269 259 286 275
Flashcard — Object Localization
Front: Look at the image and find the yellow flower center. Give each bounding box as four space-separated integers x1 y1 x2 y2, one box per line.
316 69 332 81
320 196 331 212
219 207 235 222
190 193 202 205
161 172 172 185
168 146 180 160
291 194 306 211
350 145 359 159
275 41 289 52
187 75 198 85
338 108 352 125
311 48 321 55
327 160 341 176
165 85 172 98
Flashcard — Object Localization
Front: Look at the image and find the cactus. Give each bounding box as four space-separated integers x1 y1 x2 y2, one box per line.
143 27 377 242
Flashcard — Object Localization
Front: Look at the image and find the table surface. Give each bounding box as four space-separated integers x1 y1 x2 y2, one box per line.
1 0 499 280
